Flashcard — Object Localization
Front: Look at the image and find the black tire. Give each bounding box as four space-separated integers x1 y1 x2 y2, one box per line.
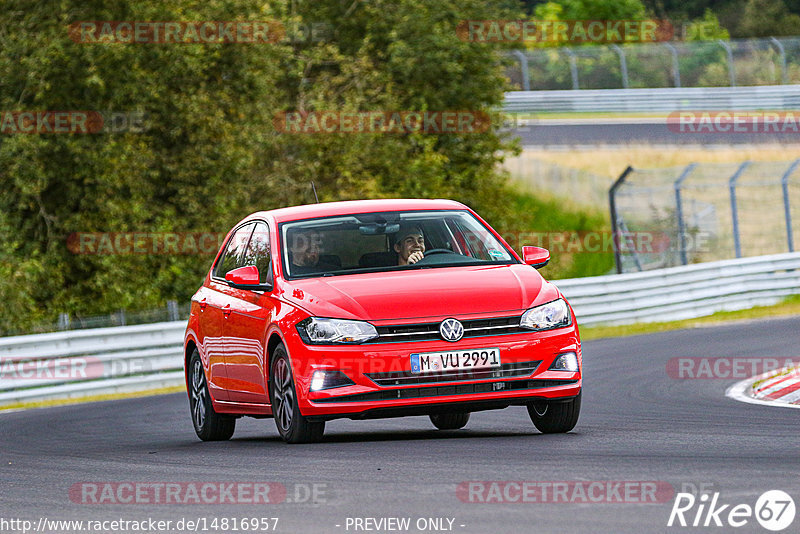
430 412 470 430
188 349 235 441
270 344 325 444
527 392 581 434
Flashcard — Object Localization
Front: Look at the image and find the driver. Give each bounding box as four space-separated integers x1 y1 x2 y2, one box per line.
394 225 425 265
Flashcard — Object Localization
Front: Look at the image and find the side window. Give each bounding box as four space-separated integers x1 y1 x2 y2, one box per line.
242 222 271 284
213 223 255 279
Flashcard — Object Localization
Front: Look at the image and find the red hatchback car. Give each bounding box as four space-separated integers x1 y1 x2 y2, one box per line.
184 199 582 443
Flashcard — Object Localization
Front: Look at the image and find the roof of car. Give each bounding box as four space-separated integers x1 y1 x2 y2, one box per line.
249 198 470 224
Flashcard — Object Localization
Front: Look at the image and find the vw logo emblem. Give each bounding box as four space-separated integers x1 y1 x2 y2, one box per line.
439 318 464 342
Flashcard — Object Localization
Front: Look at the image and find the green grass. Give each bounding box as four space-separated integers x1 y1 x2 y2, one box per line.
499 189 615 280
580 295 800 341
0 385 185 412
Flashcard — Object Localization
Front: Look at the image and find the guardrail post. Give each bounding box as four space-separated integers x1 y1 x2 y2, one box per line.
781 159 800 252
564 48 579 90
57 313 70 331
167 300 180 321
770 37 788 85
609 165 634 274
729 161 751 258
610 45 629 89
674 163 697 266
511 50 531 91
664 43 681 87
718 40 736 87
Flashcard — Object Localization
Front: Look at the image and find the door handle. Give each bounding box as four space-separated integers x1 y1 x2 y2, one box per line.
199 298 207 311
222 304 231 317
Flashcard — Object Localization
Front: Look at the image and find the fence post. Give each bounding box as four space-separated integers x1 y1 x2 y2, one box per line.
57 313 71 331
728 161 751 258
118 309 127 326
564 48 579 90
770 37 788 85
610 45 629 89
664 42 681 88
674 163 697 266
609 166 634 274
511 50 531 91
718 40 736 87
781 159 800 252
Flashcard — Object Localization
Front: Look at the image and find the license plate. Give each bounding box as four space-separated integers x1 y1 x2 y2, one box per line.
410 348 501 374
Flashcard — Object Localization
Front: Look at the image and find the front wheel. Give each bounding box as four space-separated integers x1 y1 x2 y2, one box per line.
430 412 470 430
188 349 235 441
527 392 581 434
270 344 325 444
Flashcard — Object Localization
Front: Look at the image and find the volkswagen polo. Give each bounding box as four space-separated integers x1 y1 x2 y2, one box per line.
184 199 581 443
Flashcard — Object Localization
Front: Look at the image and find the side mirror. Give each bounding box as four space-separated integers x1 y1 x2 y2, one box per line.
225 265 272 291
522 246 550 269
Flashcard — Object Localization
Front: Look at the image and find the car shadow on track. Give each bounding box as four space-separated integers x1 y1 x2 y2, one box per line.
225 429 582 445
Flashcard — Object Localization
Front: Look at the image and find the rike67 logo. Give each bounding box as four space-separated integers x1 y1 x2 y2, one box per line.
668 490 795 531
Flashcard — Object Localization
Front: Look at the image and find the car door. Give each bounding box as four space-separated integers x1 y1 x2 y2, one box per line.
207 222 256 399
220 221 274 404
194 284 229 401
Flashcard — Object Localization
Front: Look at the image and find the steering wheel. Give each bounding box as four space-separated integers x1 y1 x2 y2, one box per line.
423 248 454 257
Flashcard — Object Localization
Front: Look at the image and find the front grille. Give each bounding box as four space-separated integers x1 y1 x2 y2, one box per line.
365 360 541 387
313 379 578 403
368 315 525 343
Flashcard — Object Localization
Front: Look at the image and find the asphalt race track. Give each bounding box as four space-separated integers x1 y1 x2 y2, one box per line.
2 316 799 534
513 120 800 146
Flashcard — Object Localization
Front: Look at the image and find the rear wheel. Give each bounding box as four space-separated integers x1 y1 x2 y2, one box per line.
188 349 235 441
429 412 470 430
527 392 581 434
270 344 325 444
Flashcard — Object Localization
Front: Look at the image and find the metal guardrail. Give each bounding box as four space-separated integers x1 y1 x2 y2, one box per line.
503 85 800 113
556 252 800 325
1 252 799 407
0 321 186 406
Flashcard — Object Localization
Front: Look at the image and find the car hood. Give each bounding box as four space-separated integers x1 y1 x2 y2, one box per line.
282 264 560 321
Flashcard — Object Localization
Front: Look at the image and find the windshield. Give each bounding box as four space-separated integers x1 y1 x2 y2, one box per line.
280 209 516 278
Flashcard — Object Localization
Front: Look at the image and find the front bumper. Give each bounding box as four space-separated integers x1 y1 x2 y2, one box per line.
286 323 582 420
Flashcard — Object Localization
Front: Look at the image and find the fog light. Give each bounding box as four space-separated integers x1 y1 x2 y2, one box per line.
549 352 579 372
311 371 327 391
310 370 355 391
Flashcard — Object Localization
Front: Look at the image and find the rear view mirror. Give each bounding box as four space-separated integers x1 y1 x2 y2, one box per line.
225 265 272 291
522 246 550 269
358 223 401 235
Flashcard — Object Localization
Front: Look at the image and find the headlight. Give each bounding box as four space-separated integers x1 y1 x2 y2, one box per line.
520 299 571 331
297 317 379 344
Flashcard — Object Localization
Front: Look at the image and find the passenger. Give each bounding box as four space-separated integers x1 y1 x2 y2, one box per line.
289 228 336 275
394 225 425 265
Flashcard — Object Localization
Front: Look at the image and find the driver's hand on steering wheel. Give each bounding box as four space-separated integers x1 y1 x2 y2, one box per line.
407 251 424 264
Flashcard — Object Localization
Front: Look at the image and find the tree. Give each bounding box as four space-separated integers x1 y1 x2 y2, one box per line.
0 0 524 333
